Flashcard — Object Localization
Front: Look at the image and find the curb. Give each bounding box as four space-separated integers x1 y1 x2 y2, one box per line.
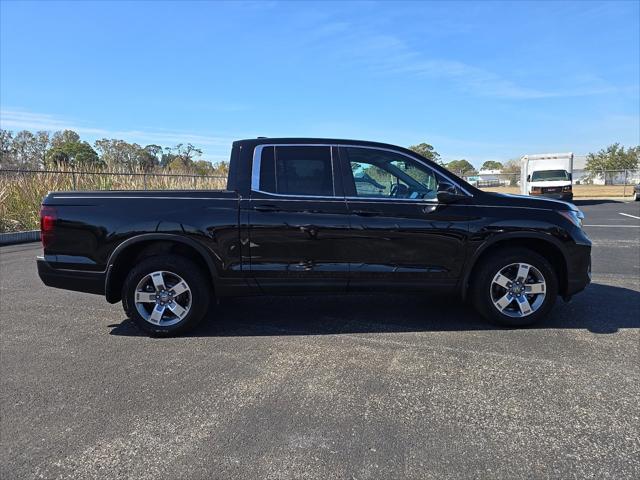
572 197 637 202
0 230 40 246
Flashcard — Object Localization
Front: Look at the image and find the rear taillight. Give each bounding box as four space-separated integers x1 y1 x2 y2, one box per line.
40 205 57 248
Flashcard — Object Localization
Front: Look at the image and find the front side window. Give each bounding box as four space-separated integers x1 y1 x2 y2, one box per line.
257 146 334 196
345 147 439 200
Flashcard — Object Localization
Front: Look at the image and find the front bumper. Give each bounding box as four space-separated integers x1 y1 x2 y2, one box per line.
563 236 591 298
534 192 573 201
37 257 105 295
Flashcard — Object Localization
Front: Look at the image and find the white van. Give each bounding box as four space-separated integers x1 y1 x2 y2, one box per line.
520 153 573 201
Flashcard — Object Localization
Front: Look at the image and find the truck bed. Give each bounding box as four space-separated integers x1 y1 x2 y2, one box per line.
40 189 241 281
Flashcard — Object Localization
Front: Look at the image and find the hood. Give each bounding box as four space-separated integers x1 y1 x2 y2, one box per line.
479 191 575 211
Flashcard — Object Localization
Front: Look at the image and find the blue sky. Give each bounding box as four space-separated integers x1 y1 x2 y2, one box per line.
1 0 638 166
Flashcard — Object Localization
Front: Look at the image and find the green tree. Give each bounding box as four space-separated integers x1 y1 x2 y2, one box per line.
167 156 192 172
193 160 215 176
144 144 163 158
409 143 442 165
445 159 476 176
46 147 69 166
585 143 639 175
138 149 160 172
141 144 163 171
51 130 80 148
71 142 102 167
46 140 102 168
481 160 503 171
160 151 178 168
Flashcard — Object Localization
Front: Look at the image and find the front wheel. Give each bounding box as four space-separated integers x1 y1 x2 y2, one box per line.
471 248 558 327
122 255 211 336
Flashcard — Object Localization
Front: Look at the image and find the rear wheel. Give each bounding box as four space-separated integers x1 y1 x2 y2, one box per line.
122 255 211 336
471 248 558 327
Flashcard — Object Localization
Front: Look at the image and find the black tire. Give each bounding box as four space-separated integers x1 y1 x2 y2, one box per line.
470 248 558 327
122 255 211 336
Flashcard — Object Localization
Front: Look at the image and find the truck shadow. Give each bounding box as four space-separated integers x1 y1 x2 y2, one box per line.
109 282 640 337
573 199 630 206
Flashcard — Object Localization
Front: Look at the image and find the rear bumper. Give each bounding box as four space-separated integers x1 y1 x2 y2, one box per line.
37 257 105 295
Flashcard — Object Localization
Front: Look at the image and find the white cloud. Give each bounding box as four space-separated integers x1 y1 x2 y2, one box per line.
310 20 628 100
0 109 70 131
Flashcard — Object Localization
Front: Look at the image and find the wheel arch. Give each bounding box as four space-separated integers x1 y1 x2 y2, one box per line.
105 234 218 303
461 233 569 301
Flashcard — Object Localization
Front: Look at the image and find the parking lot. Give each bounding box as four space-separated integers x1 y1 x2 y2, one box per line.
1 200 639 479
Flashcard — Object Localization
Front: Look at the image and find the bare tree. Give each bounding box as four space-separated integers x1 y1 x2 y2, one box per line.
8 130 50 168
0 129 16 167
94 139 144 170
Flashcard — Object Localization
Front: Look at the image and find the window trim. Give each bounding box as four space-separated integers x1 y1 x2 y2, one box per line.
251 144 338 199
251 143 473 200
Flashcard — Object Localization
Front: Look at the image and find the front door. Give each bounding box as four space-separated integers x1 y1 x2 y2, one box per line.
338 146 471 291
248 144 350 293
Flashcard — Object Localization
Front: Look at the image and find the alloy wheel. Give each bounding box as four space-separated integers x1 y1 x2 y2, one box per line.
490 263 546 318
134 270 192 326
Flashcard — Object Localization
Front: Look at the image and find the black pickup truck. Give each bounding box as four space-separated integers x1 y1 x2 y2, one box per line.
38 138 592 336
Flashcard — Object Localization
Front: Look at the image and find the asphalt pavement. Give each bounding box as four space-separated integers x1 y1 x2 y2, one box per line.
1 200 639 479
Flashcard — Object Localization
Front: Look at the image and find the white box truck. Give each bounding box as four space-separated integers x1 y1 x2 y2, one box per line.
520 153 573 201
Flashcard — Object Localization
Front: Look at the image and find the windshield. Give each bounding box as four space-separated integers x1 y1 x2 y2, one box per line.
531 169 570 182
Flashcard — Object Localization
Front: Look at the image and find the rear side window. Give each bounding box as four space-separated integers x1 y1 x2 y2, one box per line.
257 146 334 196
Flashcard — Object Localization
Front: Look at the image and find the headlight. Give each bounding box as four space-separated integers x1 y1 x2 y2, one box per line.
558 209 584 228
562 185 572 192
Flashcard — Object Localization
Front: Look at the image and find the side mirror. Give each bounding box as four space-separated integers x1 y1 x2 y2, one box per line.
436 182 465 203
526 174 531 182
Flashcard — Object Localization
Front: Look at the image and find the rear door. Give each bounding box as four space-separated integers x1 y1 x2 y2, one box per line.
338 145 471 291
248 144 350 293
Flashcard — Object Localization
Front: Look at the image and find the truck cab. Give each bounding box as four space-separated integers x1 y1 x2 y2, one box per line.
520 153 574 201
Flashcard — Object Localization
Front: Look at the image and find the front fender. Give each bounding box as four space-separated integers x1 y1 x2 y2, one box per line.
459 230 570 300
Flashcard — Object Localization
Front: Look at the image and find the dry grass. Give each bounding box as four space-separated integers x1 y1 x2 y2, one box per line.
482 184 636 198
1 170 636 233
0 169 226 233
